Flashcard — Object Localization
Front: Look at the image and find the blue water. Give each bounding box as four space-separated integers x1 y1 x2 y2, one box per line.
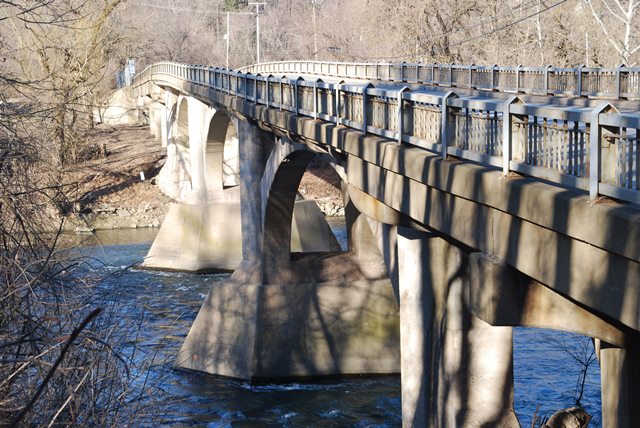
73 227 601 427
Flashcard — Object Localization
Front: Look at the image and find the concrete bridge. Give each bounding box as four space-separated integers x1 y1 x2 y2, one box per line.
132 60 640 427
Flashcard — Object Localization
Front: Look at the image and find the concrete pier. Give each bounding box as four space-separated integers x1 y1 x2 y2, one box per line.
175 121 400 379
397 228 519 428
599 340 640 428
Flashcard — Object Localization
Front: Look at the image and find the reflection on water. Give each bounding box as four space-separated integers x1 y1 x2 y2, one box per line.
74 219 601 427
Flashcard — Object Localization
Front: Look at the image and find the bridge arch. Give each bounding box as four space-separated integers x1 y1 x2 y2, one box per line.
175 96 190 146
203 110 239 194
259 137 385 282
156 94 192 201
262 147 318 270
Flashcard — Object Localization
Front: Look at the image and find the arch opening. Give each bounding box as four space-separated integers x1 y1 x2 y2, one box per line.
176 97 189 147
264 151 345 262
156 96 192 201
261 145 390 285
204 111 239 194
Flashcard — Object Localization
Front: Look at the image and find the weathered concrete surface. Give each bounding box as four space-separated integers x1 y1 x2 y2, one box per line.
142 195 341 272
290 199 341 253
598 339 640 428
156 142 191 201
141 198 242 272
175 252 400 380
397 229 519 428
468 252 629 347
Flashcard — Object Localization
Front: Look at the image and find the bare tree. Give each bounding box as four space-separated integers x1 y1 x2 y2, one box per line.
3 0 126 166
552 334 598 407
583 0 640 65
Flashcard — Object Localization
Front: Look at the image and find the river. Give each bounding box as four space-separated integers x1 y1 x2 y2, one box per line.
72 224 602 427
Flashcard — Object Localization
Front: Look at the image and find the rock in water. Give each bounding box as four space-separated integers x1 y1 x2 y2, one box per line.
544 407 591 428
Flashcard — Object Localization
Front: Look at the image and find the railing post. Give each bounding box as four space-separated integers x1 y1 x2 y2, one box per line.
388 62 392 81
576 64 584 97
254 76 258 103
376 61 380 81
313 81 319 120
516 65 522 93
279 78 283 110
502 96 523 175
294 78 299 116
337 82 342 125
440 91 458 159
400 61 405 82
492 65 498 90
266 77 270 107
431 64 435 85
589 102 619 201
544 65 552 95
469 64 474 89
397 86 410 144
616 64 625 100
361 87 368 134
449 63 453 86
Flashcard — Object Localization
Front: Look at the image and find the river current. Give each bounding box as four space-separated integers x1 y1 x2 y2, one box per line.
74 223 602 427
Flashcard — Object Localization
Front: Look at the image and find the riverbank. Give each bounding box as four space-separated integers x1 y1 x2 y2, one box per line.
59 124 344 232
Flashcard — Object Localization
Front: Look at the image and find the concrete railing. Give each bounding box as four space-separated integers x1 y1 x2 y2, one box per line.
135 62 640 205
239 60 640 101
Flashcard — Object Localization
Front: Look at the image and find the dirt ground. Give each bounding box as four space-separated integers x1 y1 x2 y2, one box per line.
60 124 171 231
299 158 344 216
60 124 344 231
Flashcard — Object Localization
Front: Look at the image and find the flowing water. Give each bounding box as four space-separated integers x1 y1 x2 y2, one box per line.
72 223 602 427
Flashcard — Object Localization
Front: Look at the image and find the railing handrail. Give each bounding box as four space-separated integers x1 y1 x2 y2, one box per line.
133 61 640 206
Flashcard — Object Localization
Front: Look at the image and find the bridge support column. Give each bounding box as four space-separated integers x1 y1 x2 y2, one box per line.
235 118 265 280
177 96 217 200
397 228 518 428
148 102 163 142
156 95 190 202
159 90 175 148
599 339 640 428
159 104 168 148
145 115 337 272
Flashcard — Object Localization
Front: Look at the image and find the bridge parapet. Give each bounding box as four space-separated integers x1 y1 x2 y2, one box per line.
239 60 640 101
136 61 640 205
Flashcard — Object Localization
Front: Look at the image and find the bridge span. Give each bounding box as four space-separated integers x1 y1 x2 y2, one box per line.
132 60 640 427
